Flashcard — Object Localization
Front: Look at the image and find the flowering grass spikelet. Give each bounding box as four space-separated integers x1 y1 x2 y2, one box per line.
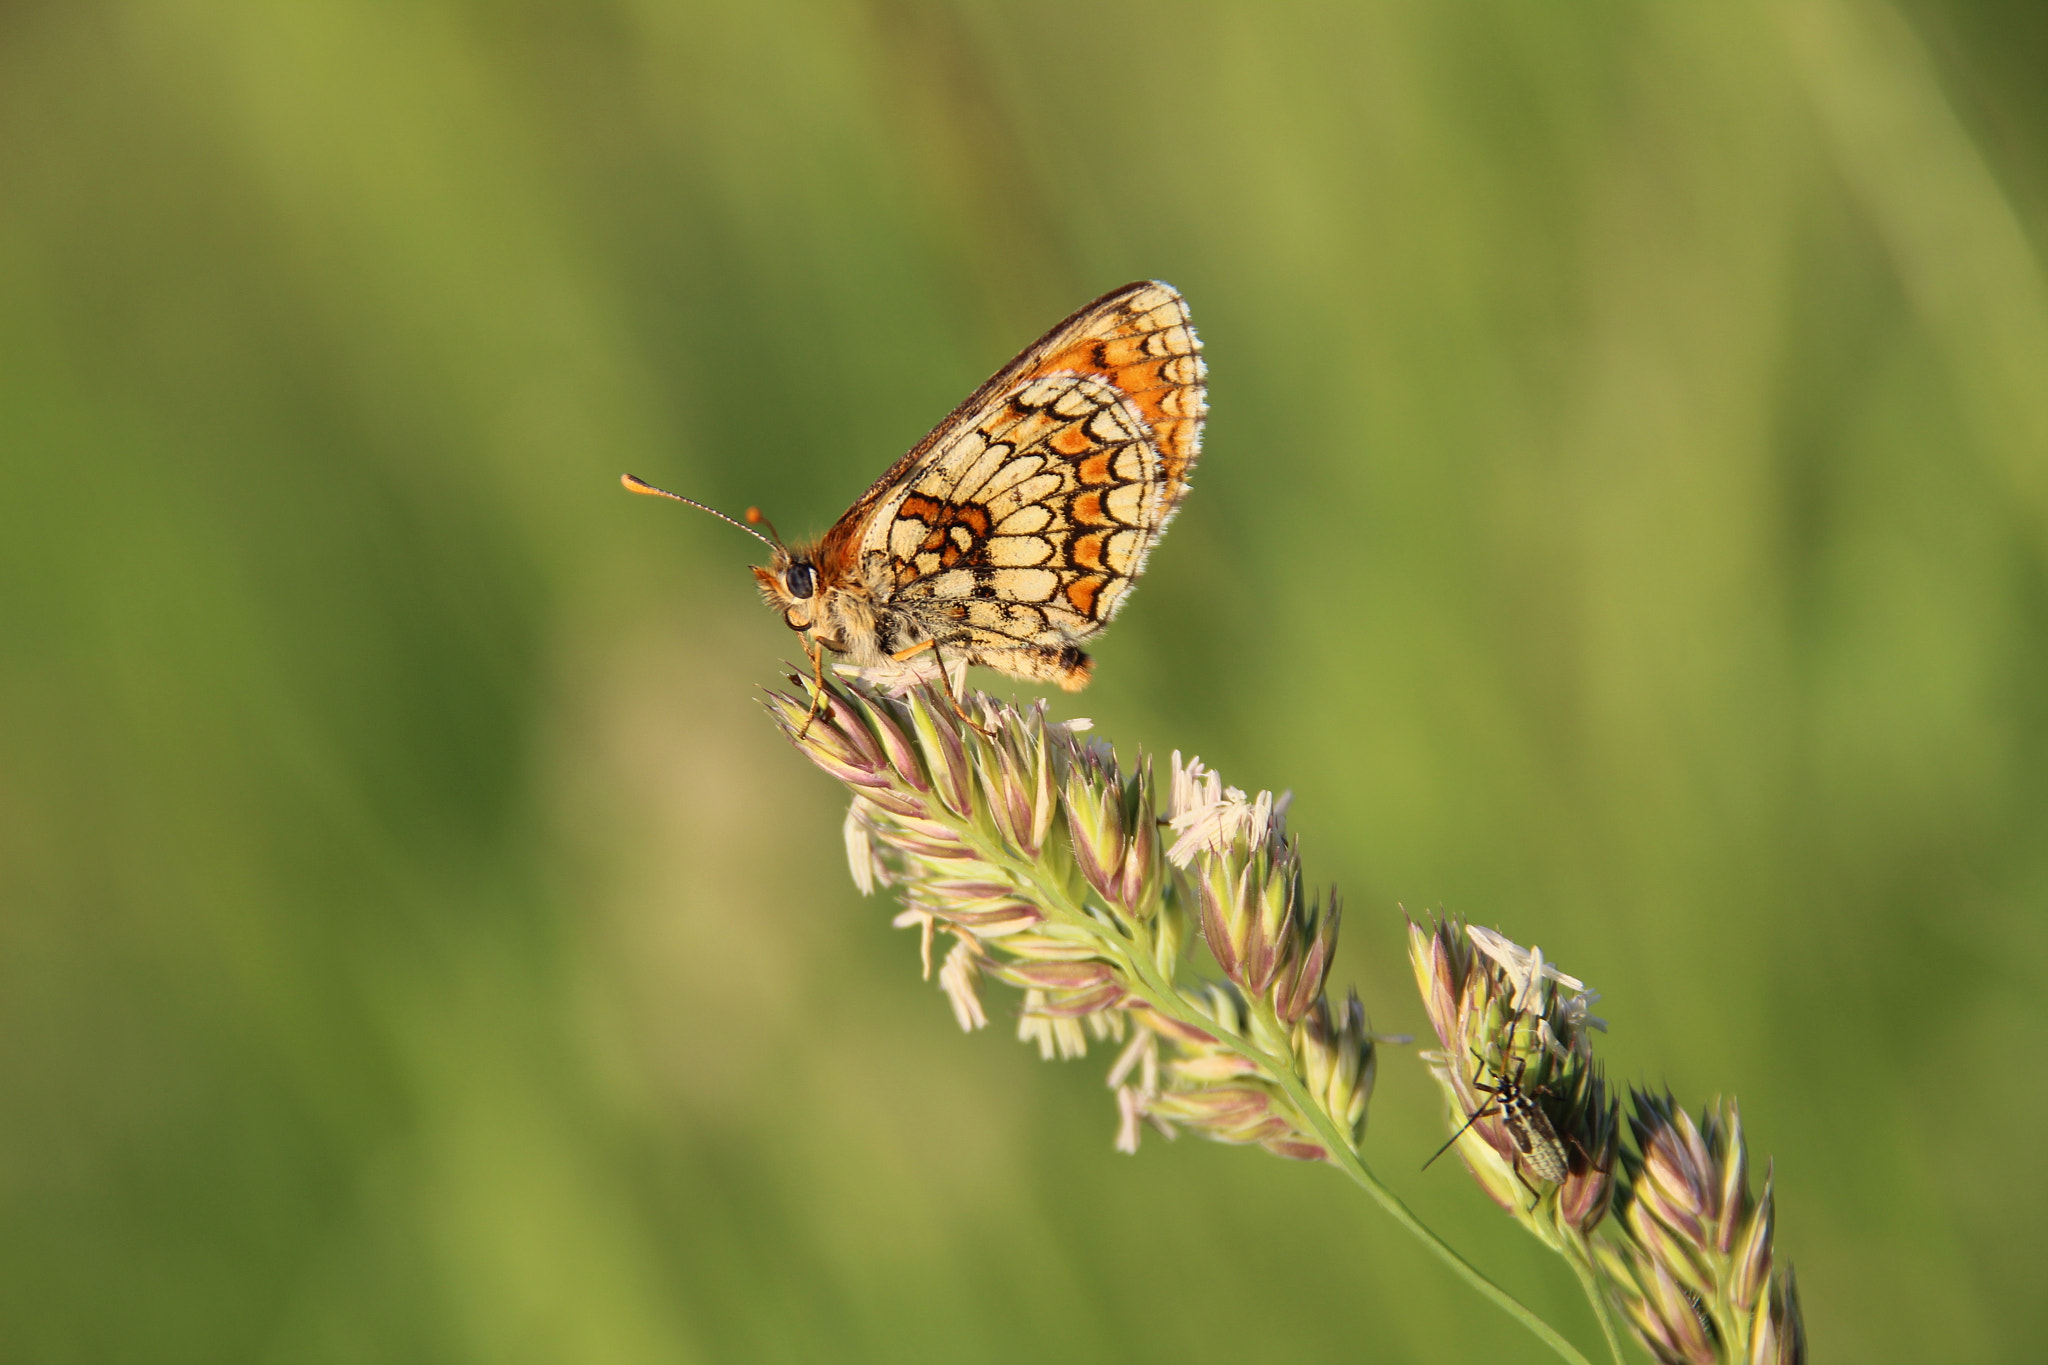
1596 1093 1806 1365
767 670 1376 1165
1409 913 1806 1364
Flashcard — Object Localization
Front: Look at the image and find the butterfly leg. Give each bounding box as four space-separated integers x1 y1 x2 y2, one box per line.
923 642 992 739
891 638 990 738
796 638 830 740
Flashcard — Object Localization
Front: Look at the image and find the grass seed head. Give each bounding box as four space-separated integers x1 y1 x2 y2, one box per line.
771 672 1373 1166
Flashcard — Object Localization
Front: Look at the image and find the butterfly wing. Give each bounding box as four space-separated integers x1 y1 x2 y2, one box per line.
821 281 1206 688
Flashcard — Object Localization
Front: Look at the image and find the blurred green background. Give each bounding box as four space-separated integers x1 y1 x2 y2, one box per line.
4 1 2046 1360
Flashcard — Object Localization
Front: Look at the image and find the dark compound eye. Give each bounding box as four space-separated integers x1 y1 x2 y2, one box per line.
785 561 816 599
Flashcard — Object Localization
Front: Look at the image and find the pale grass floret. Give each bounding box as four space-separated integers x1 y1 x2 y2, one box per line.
845 804 891 896
935 936 988 1032
1465 924 1608 1059
1165 753 1281 866
1467 925 1596 1018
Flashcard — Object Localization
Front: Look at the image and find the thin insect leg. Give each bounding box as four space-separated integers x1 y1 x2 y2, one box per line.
930 643 993 739
1422 1098 1500 1171
1510 1159 1544 1210
796 639 829 740
888 636 986 735
1426 1046 1506 1170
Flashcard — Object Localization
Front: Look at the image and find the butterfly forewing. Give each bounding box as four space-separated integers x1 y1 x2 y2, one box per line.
818 281 1205 688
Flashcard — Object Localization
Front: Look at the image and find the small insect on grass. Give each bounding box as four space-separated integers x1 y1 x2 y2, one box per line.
1424 1047 1571 1208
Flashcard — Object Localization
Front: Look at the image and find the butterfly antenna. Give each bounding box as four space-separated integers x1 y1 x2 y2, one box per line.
743 506 786 548
621 473 778 551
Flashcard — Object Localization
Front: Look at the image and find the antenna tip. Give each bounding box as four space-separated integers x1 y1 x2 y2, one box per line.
621 473 662 497
745 507 765 524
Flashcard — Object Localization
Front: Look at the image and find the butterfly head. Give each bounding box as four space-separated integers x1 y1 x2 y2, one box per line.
731 504 831 633
751 548 826 632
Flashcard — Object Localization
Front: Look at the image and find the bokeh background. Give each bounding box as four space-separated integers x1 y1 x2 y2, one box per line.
4 2 2046 1361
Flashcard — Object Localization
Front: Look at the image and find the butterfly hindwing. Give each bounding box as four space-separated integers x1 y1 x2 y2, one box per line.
834 281 1206 688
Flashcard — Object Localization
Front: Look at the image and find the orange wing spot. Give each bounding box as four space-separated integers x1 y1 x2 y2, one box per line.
1110 359 1168 394
899 493 994 550
1072 532 1105 571
1038 341 1099 377
1077 452 1117 485
1127 389 1170 428
1156 420 1197 469
1097 335 1152 368
1065 576 1103 617
1051 424 1095 457
1073 491 1106 525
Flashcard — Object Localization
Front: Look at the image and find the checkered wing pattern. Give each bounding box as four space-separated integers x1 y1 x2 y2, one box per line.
821 281 1206 688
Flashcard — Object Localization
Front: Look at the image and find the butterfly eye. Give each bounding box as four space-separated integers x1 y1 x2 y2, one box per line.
785 562 816 599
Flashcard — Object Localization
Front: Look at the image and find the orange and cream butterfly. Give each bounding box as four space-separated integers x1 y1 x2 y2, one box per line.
624 281 1205 692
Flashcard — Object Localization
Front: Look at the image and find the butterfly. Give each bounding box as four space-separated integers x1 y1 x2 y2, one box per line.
625 280 1205 696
